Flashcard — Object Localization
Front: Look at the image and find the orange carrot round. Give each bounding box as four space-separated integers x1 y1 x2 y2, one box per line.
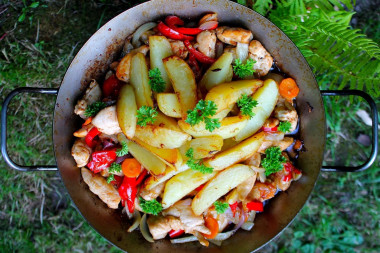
279 78 299 100
203 216 219 239
122 159 142 178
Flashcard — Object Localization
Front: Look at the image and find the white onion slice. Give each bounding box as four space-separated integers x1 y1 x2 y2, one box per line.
199 21 218 30
132 22 157 48
236 42 249 62
265 132 285 141
213 230 236 241
209 239 222 246
127 210 141 232
170 236 198 244
241 222 254 231
139 213 154 243
250 166 266 182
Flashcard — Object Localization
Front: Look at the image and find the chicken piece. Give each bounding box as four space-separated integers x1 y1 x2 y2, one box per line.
140 182 165 201
169 40 188 59
74 80 102 119
248 40 273 77
263 118 280 129
196 30 216 58
91 106 122 135
236 175 256 201
116 45 149 82
71 138 92 167
147 215 183 240
258 136 294 154
245 152 261 167
270 166 292 191
274 101 298 132
216 26 253 46
248 182 277 202
199 12 218 25
73 124 93 138
163 199 210 235
81 167 121 209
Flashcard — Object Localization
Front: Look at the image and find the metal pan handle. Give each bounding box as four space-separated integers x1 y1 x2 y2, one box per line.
320 90 378 172
1 87 59 172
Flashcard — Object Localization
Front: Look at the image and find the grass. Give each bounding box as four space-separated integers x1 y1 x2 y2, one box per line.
0 0 379 252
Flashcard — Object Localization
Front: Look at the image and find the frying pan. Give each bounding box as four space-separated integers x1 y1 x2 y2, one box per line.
1 0 378 252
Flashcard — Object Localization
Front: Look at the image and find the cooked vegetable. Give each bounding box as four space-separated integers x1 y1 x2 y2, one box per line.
237 94 258 118
246 201 263 212
157 21 194 41
148 68 166 93
102 74 122 99
185 100 220 132
262 147 286 176
85 127 100 148
116 141 129 157
140 214 154 243
84 101 107 117
130 53 154 108
132 22 157 47
279 78 299 100
185 148 214 174
233 58 255 78
278 121 291 133
188 136 223 159
203 216 219 239
184 40 216 64
136 106 158 127
139 197 163 216
119 170 147 213
200 52 233 90
117 85 137 139
214 201 228 214
157 93 182 118
87 150 117 173
122 158 142 178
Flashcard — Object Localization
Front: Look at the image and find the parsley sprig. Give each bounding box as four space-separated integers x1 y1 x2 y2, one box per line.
136 106 158 127
107 163 122 183
261 147 286 176
278 121 291 133
148 68 166 93
116 141 129 156
84 101 107 117
233 59 256 78
185 148 213 174
214 201 229 214
237 94 258 118
185 100 221 132
139 197 163 216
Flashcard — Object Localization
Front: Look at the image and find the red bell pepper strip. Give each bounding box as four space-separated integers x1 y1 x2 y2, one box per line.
165 15 184 27
261 126 278 132
168 229 185 238
118 169 148 213
110 175 124 188
103 74 122 99
85 127 100 148
157 22 194 41
183 40 216 64
283 174 292 182
195 183 205 192
173 27 202 35
229 202 239 217
87 150 117 173
246 201 264 212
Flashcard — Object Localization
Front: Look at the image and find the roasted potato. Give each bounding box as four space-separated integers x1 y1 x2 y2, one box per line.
130 52 153 107
144 164 190 190
188 136 223 159
200 52 233 91
117 85 137 139
157 93 182 118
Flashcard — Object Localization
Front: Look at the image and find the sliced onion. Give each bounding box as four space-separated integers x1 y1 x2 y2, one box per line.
241 222 254 231
170 236 198 244
199 21 218 30
213 230 236 241
139 213 154 243
128 210 141 232
236 42 249 62
215 41 224 59
132 22 157 48
115 154 131 164
250 166 266 182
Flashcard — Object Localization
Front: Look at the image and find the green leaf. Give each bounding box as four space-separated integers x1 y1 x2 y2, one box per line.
252 0 273 15
108 163 122 174
107 174 115 184
139 197 163 216
116 141 128 157
278 121 291 133
261 147 286 176
84 101 107 117
185 148 214 174
214 201 229 214
148 68 165 93
29 2 40 8
185 100 220 132
18 12 26 22
233 59 256 78
136 106 158 127
237 94 258 118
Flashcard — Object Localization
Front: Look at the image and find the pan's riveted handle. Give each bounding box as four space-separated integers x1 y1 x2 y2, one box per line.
321 90 378 172
1 87 59 172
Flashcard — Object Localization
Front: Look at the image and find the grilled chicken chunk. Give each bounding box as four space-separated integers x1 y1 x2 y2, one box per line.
74 80 102 119
91 106 122 135
248 40 273 76
196 30 216 58
147 215 183 240
71 138 91 167
216 26 253 46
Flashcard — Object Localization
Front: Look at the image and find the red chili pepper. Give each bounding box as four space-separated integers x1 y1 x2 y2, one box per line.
246 201 264 212
284 162 293 172
85 127 101 148
283 173 292 182
261 126 278 132
157 22 194 41
87 150 117 173
183 40 216 64
229 202 239 217
173 27 202 35
165 16 184 28
168 229 185 238
103 74 122 99
118 169 147 213
195 183 205 192
110 175 124 188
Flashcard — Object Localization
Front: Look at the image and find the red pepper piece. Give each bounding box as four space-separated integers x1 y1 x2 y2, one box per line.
165 15 184 28
284 162 293 172
229 202 239 217
135 169 148 185
85 127 100 148
168 229 185 238
283 173 292 182
173 27 202 35
293 167 301 174
183 40 216 64
246 201 264 212
110 175 124 188
87 150 117 173
157 22 194 41
261 126 278 132
195 183 205 192
118 176 137 213
103 74 122 99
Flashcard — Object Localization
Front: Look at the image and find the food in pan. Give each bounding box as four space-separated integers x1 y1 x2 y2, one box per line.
71 13 302 246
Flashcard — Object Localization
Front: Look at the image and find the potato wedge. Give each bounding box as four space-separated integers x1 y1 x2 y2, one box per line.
163 56 197 118
178 115 248 139
153 111 182 131
132 137 183 168
117 85 137 139
135 125 191 149
200 52 233 91
234 79 279 141
204 132 265 170
205 79 263 113
157 93 182 118
191 164 254 215
130 52 153 107
162 169 216 209
188 136 223 159
149 36 173 92
221 138 241 151
212 103 234 120
144 164 190 190
117 134 166 176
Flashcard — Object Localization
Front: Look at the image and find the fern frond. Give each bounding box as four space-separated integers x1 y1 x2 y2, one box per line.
252 0 273 15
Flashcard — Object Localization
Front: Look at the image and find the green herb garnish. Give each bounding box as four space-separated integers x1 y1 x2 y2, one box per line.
185 100 221 132
109 163 122 174
84 101 107 117
185 148 214 174
107 174 115 184
261 147 286 176
116 141 129 156
148 68 166 93
233 58 256 78
139 197 163 216
136 106 158 127
278 121 291 133
214 201 229 214
237 94 258 118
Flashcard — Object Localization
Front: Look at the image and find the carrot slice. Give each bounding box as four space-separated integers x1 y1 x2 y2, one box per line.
279 78 299 100
82 117 93 126
122 158 142 178
203 216 219 239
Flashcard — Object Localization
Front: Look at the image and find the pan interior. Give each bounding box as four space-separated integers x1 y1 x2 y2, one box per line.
53 0 326 252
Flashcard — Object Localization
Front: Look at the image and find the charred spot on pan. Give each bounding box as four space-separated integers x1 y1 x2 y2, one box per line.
306 102 313 113
108 28 112 31
211 68 221 72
